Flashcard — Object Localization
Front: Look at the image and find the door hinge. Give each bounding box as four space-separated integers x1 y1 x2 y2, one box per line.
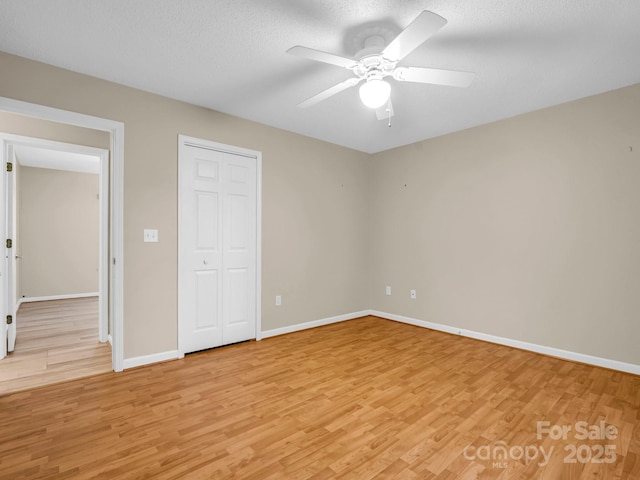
6 315 12 325
6 162 12 172
6 238 12 249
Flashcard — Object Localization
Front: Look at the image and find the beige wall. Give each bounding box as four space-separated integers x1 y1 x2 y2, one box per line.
18 166 99 298
0 52 371 359
371 84 640 365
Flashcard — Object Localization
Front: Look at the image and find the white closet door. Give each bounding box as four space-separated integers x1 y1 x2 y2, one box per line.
221 155 256 345
179 139 257 355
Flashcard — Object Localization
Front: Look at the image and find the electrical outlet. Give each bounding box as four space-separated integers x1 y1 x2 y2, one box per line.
410 289 416 299
275 295 282 306
385 286 391 295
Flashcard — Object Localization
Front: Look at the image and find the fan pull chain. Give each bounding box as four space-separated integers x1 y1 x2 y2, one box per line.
387 106 392 127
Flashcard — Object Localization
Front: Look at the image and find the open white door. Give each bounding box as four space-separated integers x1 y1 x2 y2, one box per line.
0 143 6 359
1 142 17 356
6 145 16 352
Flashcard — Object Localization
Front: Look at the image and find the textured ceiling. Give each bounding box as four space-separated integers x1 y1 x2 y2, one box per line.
1 0 639 153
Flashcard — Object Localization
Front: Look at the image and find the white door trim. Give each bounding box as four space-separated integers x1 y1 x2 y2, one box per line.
0 96 125 372
177 135 262 357
0 133 109 343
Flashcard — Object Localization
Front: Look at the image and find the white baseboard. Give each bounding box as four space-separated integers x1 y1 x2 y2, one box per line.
261 310 370 339
18 292 99 307
122 350 179 370
370 310 640 376
118 309 639 376
124 312 365 369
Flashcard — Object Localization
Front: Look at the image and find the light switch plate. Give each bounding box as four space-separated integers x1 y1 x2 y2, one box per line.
144 229 159 242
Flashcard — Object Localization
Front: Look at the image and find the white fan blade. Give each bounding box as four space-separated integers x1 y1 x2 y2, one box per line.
287 46 357 69
382 11 447 62
375 98 394 121
297 77 362 108
393 66 474 87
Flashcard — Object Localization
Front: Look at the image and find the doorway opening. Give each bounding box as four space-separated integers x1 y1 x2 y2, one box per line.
0 135 110 393
0 96 124 375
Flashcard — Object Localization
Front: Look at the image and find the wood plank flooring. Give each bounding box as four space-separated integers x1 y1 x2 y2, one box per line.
0 297 112 395
0 316 639 479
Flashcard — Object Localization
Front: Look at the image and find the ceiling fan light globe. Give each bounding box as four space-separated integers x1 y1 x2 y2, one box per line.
359 79 391 108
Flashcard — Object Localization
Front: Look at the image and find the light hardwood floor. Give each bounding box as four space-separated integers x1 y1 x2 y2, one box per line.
0 297 112 395
0 316 638 479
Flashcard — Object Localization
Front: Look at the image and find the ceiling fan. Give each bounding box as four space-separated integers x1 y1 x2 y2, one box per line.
287 10 475 120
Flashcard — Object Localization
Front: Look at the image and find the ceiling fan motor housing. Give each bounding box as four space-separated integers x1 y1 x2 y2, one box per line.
353 36 397 81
